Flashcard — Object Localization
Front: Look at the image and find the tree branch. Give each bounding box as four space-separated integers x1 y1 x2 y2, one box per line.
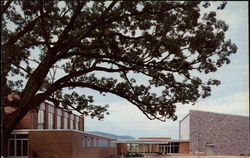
56 2 85 47
113 32 146 40
47 97 85 115
58 82 162 121
57 51 178 73
2 16 40 48
0 0 13 16
104 0 118 13
39 1 51 49
12 64 31 75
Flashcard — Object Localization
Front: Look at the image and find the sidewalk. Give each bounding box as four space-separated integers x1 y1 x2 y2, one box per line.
143 155 250 158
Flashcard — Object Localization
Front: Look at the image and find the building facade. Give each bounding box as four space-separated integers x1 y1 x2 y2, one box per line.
116 138 190 155
7 102 85 131
116 110 249 156
5 102 117 158
180 110 250 155
5 102 249 157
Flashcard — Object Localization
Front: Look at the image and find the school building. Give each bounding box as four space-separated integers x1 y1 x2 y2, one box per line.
4 101 249 157
5 102 117 158
116 110 249 156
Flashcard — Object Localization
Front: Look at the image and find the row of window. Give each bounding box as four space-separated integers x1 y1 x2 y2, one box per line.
37 103 81 130
81 136 116 148
8 134 28 157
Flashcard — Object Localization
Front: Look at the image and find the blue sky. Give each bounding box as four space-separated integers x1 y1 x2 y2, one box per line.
84 2 249 139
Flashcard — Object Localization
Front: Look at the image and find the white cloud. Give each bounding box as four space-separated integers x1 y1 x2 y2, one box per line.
175 91 249 121
85 91 249 139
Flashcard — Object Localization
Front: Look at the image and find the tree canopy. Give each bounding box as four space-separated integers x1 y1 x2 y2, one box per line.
1 1 237 137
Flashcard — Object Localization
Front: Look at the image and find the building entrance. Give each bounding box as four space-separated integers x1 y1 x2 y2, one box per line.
159 142 180 154
8 134 28 158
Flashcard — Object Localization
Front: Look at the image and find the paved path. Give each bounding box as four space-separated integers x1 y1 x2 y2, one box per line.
143 155 250 158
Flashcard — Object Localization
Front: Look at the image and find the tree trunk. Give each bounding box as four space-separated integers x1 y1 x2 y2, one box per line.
1 54 55 156
1 91 52 156
1 107 30 156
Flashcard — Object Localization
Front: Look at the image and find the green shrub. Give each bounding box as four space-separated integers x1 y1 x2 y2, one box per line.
125 152 144 157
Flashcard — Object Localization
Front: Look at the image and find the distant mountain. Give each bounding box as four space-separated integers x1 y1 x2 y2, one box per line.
87 131 135 139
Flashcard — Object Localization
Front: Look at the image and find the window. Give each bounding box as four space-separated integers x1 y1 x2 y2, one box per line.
70 120 74 129
95 138 98 147
63 112 69 129
86 137 92 147
99 139 109 147
48 105 55 129
57 115 61 129
75 121 79 130
69 114 74 129
93 138 99 147
111 141 116 147
48 113 54 129
8 134 28 157
23 140 28 156
38 110 45 129
75 116 79 130
82 136 86 147
57 108 62 129
16 140 22 156
64 118 68 129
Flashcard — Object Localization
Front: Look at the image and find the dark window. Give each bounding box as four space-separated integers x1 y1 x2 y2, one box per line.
16 140 22 156
23 140 28 156
172 145 179 153
8 136 29 156
16 134 28 138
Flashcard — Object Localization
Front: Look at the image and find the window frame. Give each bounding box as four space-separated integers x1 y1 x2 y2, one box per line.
56 115 62 129
38 110 45 129
8 134 29 157
48 112 54 129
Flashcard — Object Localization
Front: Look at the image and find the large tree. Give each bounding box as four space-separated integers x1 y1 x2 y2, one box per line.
1 0 236 154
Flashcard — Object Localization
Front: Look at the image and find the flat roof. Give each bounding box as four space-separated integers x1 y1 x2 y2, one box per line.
190 110 249 118
11 129 117 140
138 137 171 140
114 139 189 144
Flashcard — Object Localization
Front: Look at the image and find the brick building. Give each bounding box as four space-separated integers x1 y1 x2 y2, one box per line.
5 101 116 158
180 110 250 155
115 110 249 156
116 138 189 155
5 102 249 157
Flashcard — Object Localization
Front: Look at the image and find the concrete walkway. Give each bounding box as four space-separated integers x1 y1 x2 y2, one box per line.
143 155 250 158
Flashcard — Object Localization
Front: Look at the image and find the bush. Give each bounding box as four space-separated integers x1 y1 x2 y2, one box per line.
125 152 144 157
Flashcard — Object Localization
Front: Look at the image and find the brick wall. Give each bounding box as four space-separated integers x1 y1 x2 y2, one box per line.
29 131 73 158
33 110 38 129
29 130 116 158
72 132 116 158
15 111 33 129
45 103 49 129
179 142 189 154
117 143 128 154
189 110 250 155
